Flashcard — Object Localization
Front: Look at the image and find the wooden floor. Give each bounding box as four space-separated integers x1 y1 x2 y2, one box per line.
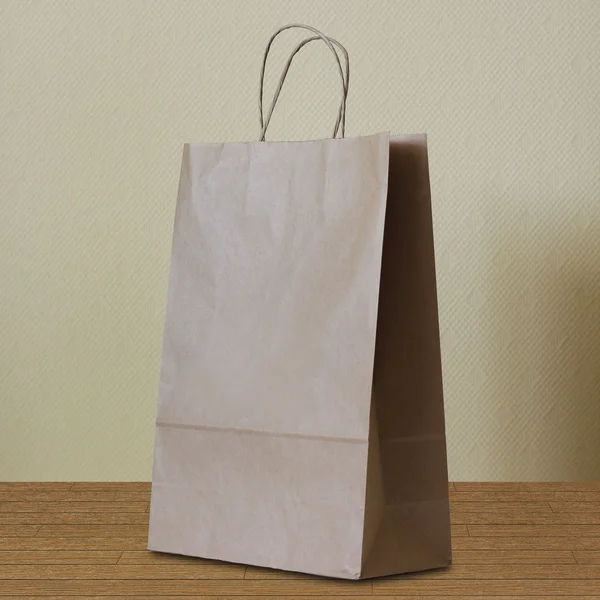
0 483 599 598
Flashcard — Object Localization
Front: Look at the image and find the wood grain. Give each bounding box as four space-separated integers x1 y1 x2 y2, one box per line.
69 482 151 492
0 483 72 491
0 501 148 513
0 579 371 595
0 597 377 600
468 524 600 537
573 551 600 564
451 501 552 513
2 597 599 600
452 511 600 525
1 593 599 600
372 579 600 595
0 482 599 598
61 491 151 502
451 490 600 502
0 597 597 600
0 512 149 525
246 564 600 580
380 598 600 600
551 502 600 512
0 492 67 502
0 563 246 579
244 567 315 580
452 549 576 564
0 550 121 564
453 536 600 551
454 482 600 491
118 550 223 565
402 564 600 579
0 537 149 551
0 526 40 537
449 525 468 537
36 524 148 537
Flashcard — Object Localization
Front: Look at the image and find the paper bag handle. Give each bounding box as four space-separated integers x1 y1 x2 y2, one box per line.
261 34 349 140
259 24 350 141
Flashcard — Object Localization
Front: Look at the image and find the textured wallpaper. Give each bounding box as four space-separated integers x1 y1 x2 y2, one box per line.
1 0 599 481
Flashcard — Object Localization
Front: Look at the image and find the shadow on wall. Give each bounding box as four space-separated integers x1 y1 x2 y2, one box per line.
487 199 600 480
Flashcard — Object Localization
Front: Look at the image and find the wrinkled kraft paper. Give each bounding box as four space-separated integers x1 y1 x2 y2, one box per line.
148 132 452 579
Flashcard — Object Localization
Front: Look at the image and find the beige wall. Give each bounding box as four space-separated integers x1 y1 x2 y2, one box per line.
2 1 599 481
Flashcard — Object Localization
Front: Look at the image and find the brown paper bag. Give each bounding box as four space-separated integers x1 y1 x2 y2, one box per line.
148 24 451 580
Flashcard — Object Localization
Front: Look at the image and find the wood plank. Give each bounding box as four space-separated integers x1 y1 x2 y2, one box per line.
0 483 72 491
3 480 600 600
0 551 121 565
372 579 600 595
60 491 150 502
37 563 600 583
375 597 600 600
0 537 148 551
453 536 600 551
119 551 227 565
454 482 600 491
0 492 67 502
36 524 148 537
452 511 600 525
246 564 600 580
551 502 600 513
0 526 40 537
69 482 151 492
452 549 576 564
0 513 149 525
404 564 600 579
469 524 600 537
574 551 600 564
450 524 468 536
0 501 148 513
0 485 150 502
451 501 552 513
0 563 245 580
2 594 599 600
244 567 312 580
130 549 575 575
2 597 597 600
451 490 600 502
375 598 600 600
0 579 371 595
